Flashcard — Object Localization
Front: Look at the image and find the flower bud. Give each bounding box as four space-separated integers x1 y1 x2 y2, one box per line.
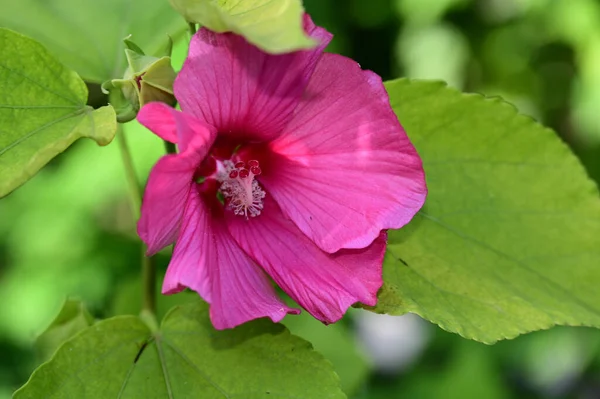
103 40 177 123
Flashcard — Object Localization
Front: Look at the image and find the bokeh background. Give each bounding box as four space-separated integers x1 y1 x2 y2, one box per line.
2 0 600 397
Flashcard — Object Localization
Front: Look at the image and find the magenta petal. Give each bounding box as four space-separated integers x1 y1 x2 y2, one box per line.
138 102 215 153
161 188 211 298
174 21 332 142
261 53 427 253
137 102 179 144
209 221 300 330
137 107 217 255
164 187 299 329
226 197 385 324
138 155 193 255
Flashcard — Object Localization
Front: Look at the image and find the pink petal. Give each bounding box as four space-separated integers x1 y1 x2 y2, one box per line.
163 186 299 329
226 197 385 324
302 13 332 46
260 53 427 253
138 102 214 152
137 107 217 255
161 187 211 298
137 102 179 144
174 17 332 142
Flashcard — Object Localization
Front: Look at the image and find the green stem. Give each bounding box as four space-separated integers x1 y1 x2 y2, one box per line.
116 126 156 315
189 22 197 36
164 140 177 154
117 127 141 219
141 247 157 315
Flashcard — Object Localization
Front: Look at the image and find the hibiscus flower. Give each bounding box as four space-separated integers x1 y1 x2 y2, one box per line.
137 15 427 329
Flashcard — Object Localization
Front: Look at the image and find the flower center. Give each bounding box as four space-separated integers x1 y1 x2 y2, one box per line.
217 160 265 218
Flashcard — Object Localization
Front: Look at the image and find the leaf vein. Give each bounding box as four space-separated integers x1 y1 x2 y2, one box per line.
161 337 231 398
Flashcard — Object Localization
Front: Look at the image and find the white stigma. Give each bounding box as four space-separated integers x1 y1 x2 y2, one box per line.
218 160 266 218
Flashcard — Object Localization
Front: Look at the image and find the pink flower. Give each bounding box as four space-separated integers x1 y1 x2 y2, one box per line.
137 16 427 329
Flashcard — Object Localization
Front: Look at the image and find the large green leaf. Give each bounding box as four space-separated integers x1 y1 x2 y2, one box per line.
377 78 600 344
283 311 370 395
0 28 117 198
15 301 345 398
35 299 94 362
0 0 185 83
169 0 316 53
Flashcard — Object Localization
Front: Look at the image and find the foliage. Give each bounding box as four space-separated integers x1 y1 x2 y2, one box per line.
15 301 344 398
0 0 185 83
2 0 600 398
169 0 316 53
0 29 117 197
378 78 600 343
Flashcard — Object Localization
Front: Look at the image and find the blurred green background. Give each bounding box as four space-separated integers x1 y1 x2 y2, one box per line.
2 0 600 397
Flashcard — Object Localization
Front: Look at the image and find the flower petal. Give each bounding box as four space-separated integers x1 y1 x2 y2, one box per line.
161 185 211 298
164 186 299 329
137 107 217 255
260 53 427 253
226 197 385 324
137 102 179 144
138 102 215 153
174 17 332 142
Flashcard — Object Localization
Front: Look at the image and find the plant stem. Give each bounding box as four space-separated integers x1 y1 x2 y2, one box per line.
189 22 197 36
164 140 177 154
141 246 156 314
116 126 156 315
117 127 141 219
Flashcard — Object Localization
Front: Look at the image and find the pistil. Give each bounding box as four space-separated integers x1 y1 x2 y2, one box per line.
218 160 266 218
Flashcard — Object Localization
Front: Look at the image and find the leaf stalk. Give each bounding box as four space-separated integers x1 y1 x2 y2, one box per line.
116 126 156 315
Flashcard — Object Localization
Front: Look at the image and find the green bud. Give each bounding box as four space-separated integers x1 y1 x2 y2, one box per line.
103 39 177 123
116 50 177 110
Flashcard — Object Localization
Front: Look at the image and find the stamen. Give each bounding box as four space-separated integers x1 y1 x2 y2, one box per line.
250 166 261 175
218 160 266 218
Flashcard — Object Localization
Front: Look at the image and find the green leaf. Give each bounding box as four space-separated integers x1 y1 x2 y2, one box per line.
169 0 316 53
0 28 117 198
15 301 345 398
35 299 94 362
0 0 185 83
283 311 370 395
378 78 600 343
